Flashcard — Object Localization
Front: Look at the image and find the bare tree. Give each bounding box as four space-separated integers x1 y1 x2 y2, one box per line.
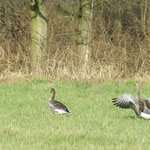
77 0 93 78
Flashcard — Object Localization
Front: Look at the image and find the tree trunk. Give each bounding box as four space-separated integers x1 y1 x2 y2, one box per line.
112 18 122 46
140 0 148 33
142 0 150 49
146 0 150 48
77 0 93 78
30 0 48 71
0 0 6 27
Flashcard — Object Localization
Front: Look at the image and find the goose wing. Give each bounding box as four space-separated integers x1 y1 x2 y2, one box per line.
48 100 70 113
112 93 138 109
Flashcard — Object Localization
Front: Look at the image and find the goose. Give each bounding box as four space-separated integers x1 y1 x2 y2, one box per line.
112 80 150 119
47 88 71 114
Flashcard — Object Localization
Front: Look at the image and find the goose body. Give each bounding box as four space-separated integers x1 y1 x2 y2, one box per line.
47 88 70 114
139 99 150 114
141 112 150 119
112 81 150 119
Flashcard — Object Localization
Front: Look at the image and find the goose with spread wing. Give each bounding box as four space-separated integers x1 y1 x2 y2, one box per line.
47 88 71 114
112 81 150 119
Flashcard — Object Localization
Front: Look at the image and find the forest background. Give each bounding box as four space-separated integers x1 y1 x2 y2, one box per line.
0 0 150 82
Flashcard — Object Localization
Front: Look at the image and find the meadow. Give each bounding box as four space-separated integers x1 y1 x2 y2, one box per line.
0 79 150 150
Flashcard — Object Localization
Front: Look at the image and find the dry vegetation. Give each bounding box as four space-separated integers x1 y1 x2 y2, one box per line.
0 0 150 82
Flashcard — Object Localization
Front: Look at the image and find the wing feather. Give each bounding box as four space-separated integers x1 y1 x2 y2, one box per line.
47 99 70 113
112 93 138 109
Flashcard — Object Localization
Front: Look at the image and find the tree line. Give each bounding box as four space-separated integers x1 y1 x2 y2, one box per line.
0 0 150 80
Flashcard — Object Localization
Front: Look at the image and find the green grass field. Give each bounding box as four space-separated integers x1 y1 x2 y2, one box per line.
1 79 150 150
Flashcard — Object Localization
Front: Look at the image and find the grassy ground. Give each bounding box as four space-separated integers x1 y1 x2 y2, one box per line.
0 79 150 150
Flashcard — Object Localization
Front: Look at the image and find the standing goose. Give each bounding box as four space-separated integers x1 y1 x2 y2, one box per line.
47 88 71 114
112 81 150 119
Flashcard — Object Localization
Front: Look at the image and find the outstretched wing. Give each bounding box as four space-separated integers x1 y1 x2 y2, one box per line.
112 93 138 109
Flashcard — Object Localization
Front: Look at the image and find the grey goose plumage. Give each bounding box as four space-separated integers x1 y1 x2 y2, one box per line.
47 88 70 114
135 81 150 114
112 80 150 119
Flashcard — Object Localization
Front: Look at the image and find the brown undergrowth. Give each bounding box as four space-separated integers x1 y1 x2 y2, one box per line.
0 44 150 84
